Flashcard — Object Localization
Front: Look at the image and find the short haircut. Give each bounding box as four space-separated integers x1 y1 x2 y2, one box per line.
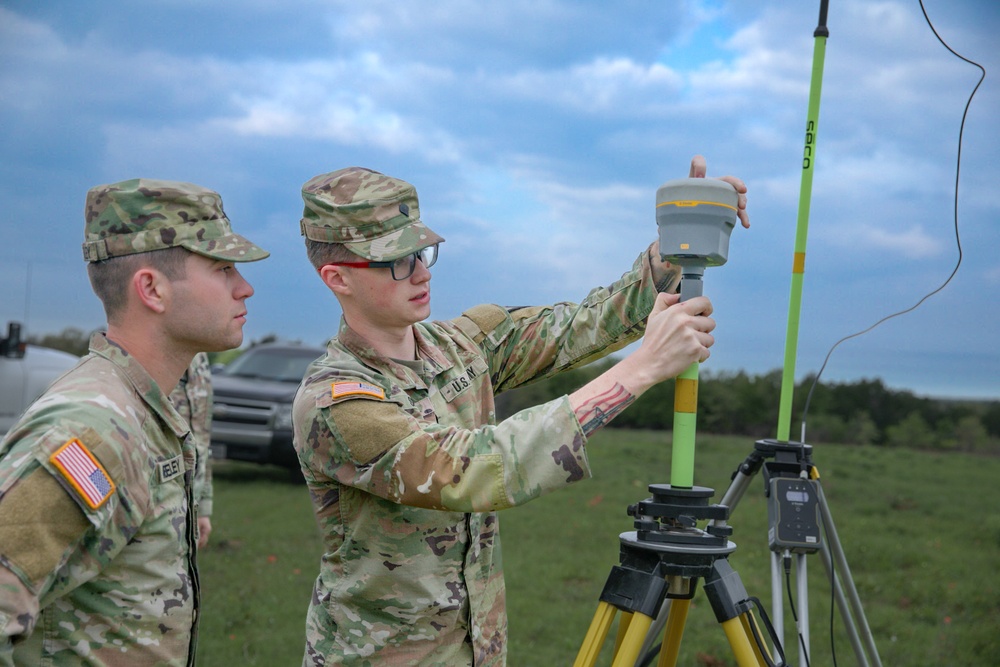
87 246 189 322
305 239 361 270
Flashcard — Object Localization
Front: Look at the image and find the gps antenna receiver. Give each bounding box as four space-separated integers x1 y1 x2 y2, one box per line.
656 178 739 302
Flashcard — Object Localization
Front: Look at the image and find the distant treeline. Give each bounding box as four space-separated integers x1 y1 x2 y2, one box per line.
31 327 1000 452
27 328 93 357
496 359 1000 453
27 328 288 363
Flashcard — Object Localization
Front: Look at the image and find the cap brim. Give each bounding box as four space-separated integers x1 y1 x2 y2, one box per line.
184 233 270 262
344 220 445 261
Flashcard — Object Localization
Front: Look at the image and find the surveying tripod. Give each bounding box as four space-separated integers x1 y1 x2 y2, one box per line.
573 480 785 667
573 440 881 667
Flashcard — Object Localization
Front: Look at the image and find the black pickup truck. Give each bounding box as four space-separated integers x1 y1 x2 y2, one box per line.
209 343 325 474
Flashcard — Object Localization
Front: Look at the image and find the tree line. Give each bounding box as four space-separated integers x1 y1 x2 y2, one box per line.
496 359 1000 454
28 327 1000 453
25 328 284 364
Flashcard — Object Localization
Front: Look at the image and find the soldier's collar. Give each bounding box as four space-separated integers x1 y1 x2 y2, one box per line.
90 333 189 438
337 321 454 385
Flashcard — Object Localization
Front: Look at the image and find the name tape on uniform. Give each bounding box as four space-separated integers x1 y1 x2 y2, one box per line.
332 381 385 401
158 455 184 483
50 438 116 510
440 358 489 403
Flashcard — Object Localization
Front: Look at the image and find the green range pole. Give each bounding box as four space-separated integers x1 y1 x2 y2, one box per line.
777 0 830 442
670 362 699 488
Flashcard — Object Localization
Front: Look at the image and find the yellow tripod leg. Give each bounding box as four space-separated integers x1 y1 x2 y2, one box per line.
574 601 617 667
613 611 634 656
721 615 765 667
656 598 691 667
611 611 653 667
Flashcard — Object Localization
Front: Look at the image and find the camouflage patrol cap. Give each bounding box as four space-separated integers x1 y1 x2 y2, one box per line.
82 178 270 263
300 167 444 261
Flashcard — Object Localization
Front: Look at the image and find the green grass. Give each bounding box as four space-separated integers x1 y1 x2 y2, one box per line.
197 434 1000 666
196 463 320 666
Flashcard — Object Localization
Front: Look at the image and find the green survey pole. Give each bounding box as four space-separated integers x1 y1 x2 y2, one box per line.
777 0 830 442
670 362 700 488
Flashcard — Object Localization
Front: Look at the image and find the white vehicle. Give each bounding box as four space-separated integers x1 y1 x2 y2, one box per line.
0 322 79 437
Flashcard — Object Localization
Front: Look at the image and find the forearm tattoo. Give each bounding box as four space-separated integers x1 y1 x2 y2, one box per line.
575 382 637 436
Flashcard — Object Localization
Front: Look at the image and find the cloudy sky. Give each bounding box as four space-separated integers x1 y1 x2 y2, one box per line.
1 0 997 402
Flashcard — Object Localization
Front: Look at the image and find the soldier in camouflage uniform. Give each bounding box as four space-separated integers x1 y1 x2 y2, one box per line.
0 179 268 666
170 352 215 548
292 160 749 666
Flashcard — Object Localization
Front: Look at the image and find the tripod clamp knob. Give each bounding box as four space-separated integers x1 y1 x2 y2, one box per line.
707 523 733 538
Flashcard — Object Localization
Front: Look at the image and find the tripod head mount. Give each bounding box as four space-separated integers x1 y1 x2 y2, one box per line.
656 178 739 301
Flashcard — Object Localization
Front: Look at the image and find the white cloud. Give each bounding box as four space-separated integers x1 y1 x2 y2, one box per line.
0 8 66 59
203 54 464 160
218 94 462 162
848 224 942 259
495 58 684 115
0 9 72 111
985 266 1000 285
705 16 812 99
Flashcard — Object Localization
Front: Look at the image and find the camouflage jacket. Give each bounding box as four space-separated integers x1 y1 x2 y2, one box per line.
170 352 214 519
0 333 200 667
292 247 677 666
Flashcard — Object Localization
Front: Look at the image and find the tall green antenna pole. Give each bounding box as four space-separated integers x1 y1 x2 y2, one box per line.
777 0 830 442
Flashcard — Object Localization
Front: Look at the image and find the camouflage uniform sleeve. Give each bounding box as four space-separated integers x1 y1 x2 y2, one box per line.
0 449 91 663
0 569 39 666
295 380 587 513
472 243 679 393
0 426 133 658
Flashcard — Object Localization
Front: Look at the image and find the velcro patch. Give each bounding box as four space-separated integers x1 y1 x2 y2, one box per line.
331 398 412 464
49 438 116 510
332 381 385 401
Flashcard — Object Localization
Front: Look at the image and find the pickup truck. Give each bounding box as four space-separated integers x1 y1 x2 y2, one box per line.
209 343 325 474
1 322 80 437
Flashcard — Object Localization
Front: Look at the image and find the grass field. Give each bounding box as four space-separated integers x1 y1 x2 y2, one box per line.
197 432 1000 666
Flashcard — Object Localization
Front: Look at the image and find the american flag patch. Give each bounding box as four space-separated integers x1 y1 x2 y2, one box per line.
50 438 116 510
332 381 385 400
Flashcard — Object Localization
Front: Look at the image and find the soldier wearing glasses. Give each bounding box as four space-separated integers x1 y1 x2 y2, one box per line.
292 162 748 666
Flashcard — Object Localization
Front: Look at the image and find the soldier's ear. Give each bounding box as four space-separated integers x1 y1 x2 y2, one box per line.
319 264 351 296
132 267 168 314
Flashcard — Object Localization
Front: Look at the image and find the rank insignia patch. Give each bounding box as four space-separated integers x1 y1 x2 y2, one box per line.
332 381 386 400
50 438 116 510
